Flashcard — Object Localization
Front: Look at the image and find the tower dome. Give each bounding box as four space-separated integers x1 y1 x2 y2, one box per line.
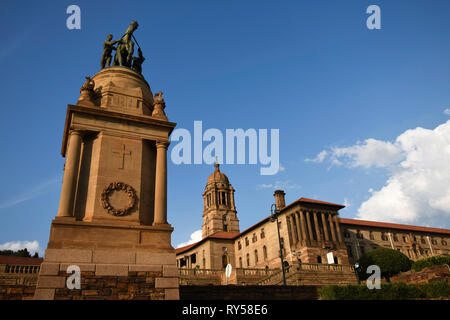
206 163 230 185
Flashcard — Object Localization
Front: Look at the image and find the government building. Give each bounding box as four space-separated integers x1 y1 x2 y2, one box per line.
175 163 450 285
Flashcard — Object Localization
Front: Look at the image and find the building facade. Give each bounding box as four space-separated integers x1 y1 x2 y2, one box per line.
176 165 450 284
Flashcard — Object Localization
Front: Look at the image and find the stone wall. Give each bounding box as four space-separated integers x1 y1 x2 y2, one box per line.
52 270 165 300
180 285 319 300
0 274 38 300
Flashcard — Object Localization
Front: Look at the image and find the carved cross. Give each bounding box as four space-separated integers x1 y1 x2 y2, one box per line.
112 144 131 169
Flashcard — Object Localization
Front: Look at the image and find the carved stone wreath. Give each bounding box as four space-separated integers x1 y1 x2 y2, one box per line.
101 182 137 216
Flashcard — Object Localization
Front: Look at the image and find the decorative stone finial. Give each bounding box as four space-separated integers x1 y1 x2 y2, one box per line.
77 76 96 106
152 91 168 120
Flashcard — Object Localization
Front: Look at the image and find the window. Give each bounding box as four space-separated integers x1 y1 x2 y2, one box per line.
245 237 249 246
263 246 267 260
344 229 350 238
421 237 426 244
190 253 196 264
442 239 447 246
432 238 437 245
369 231 374 240
356 230 363 239
238 241 241 250
261 228 265 239
381 232 388 241
403 236 408 243
246 253 250 267
346 245 353 258
252 233 257 243
254 250 259 264
221 192 226 205
393 234 398 242
222 214 228 231
239 257 242 268
334 256 338 264
317 256 322 264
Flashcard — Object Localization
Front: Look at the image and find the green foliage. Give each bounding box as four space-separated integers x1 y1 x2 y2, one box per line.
319 281 449 300
357 248 412 281
411 255 450 272
0 248 32 258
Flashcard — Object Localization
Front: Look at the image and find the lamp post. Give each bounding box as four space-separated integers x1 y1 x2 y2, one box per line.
270 203 286 285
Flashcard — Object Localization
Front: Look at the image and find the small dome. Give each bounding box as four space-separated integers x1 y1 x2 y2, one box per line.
206 163 230 185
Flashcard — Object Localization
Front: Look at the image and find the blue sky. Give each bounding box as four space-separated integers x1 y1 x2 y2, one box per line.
0 0 449 255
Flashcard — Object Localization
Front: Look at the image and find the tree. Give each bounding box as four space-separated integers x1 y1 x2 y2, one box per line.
0 248 32 258
357 248 412 282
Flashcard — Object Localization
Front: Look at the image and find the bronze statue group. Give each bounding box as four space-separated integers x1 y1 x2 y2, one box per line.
101 21 145 74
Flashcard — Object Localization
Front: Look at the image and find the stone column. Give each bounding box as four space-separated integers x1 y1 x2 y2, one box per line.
154 141 169 225
287 215 296 246
299 211 308 246
321 212 330 242
334 215 344 248
294 212 303 244
313 212 322 247
305 211 315 245
57 131 82 218
328 213 337 243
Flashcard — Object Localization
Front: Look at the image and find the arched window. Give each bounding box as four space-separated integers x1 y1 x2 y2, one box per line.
317 255 322 264
239 257 243 268
263 245 267 260
246 253 250 267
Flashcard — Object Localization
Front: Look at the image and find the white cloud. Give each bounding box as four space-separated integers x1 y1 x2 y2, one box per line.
309 120 450 227
257 180 301 190
305 150 328 163
331 139 403 168
343 198 351 208
176 230 202 248
0 177 60 210
444 108 450 116
0 240 41 255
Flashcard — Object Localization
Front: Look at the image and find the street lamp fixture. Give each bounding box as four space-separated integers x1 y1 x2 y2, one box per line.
270 203 287 285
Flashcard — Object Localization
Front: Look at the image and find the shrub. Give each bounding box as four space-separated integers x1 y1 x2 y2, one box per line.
357 248 412 281
411 255 450 272
319 281 448 300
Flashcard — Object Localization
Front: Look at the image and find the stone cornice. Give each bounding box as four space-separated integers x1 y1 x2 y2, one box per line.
61 104 177 156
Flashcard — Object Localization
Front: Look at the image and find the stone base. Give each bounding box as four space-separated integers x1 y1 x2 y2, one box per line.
33 218 179 300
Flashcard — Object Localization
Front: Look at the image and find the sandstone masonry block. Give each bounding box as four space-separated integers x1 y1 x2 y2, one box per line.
37 276 66 289
45 249 92 263
129 264 162 272
163 265 178 277
33 288 55 300
38 263 60 276
59 263 96 272
136 252 175 265
93 250 136 264
96 264 129 276
155 277 179 289
164 288 180 300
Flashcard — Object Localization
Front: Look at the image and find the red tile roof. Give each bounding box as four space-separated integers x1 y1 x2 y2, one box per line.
174 231 240 255
285 197 345 210
339 218 450 235
0 256 43 265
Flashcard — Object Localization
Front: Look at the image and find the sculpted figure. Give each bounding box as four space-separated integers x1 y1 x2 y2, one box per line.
80 76 95 92
100 34 118 69
132 48 145 74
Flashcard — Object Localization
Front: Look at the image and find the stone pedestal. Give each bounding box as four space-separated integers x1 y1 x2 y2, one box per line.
34 67 179 300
